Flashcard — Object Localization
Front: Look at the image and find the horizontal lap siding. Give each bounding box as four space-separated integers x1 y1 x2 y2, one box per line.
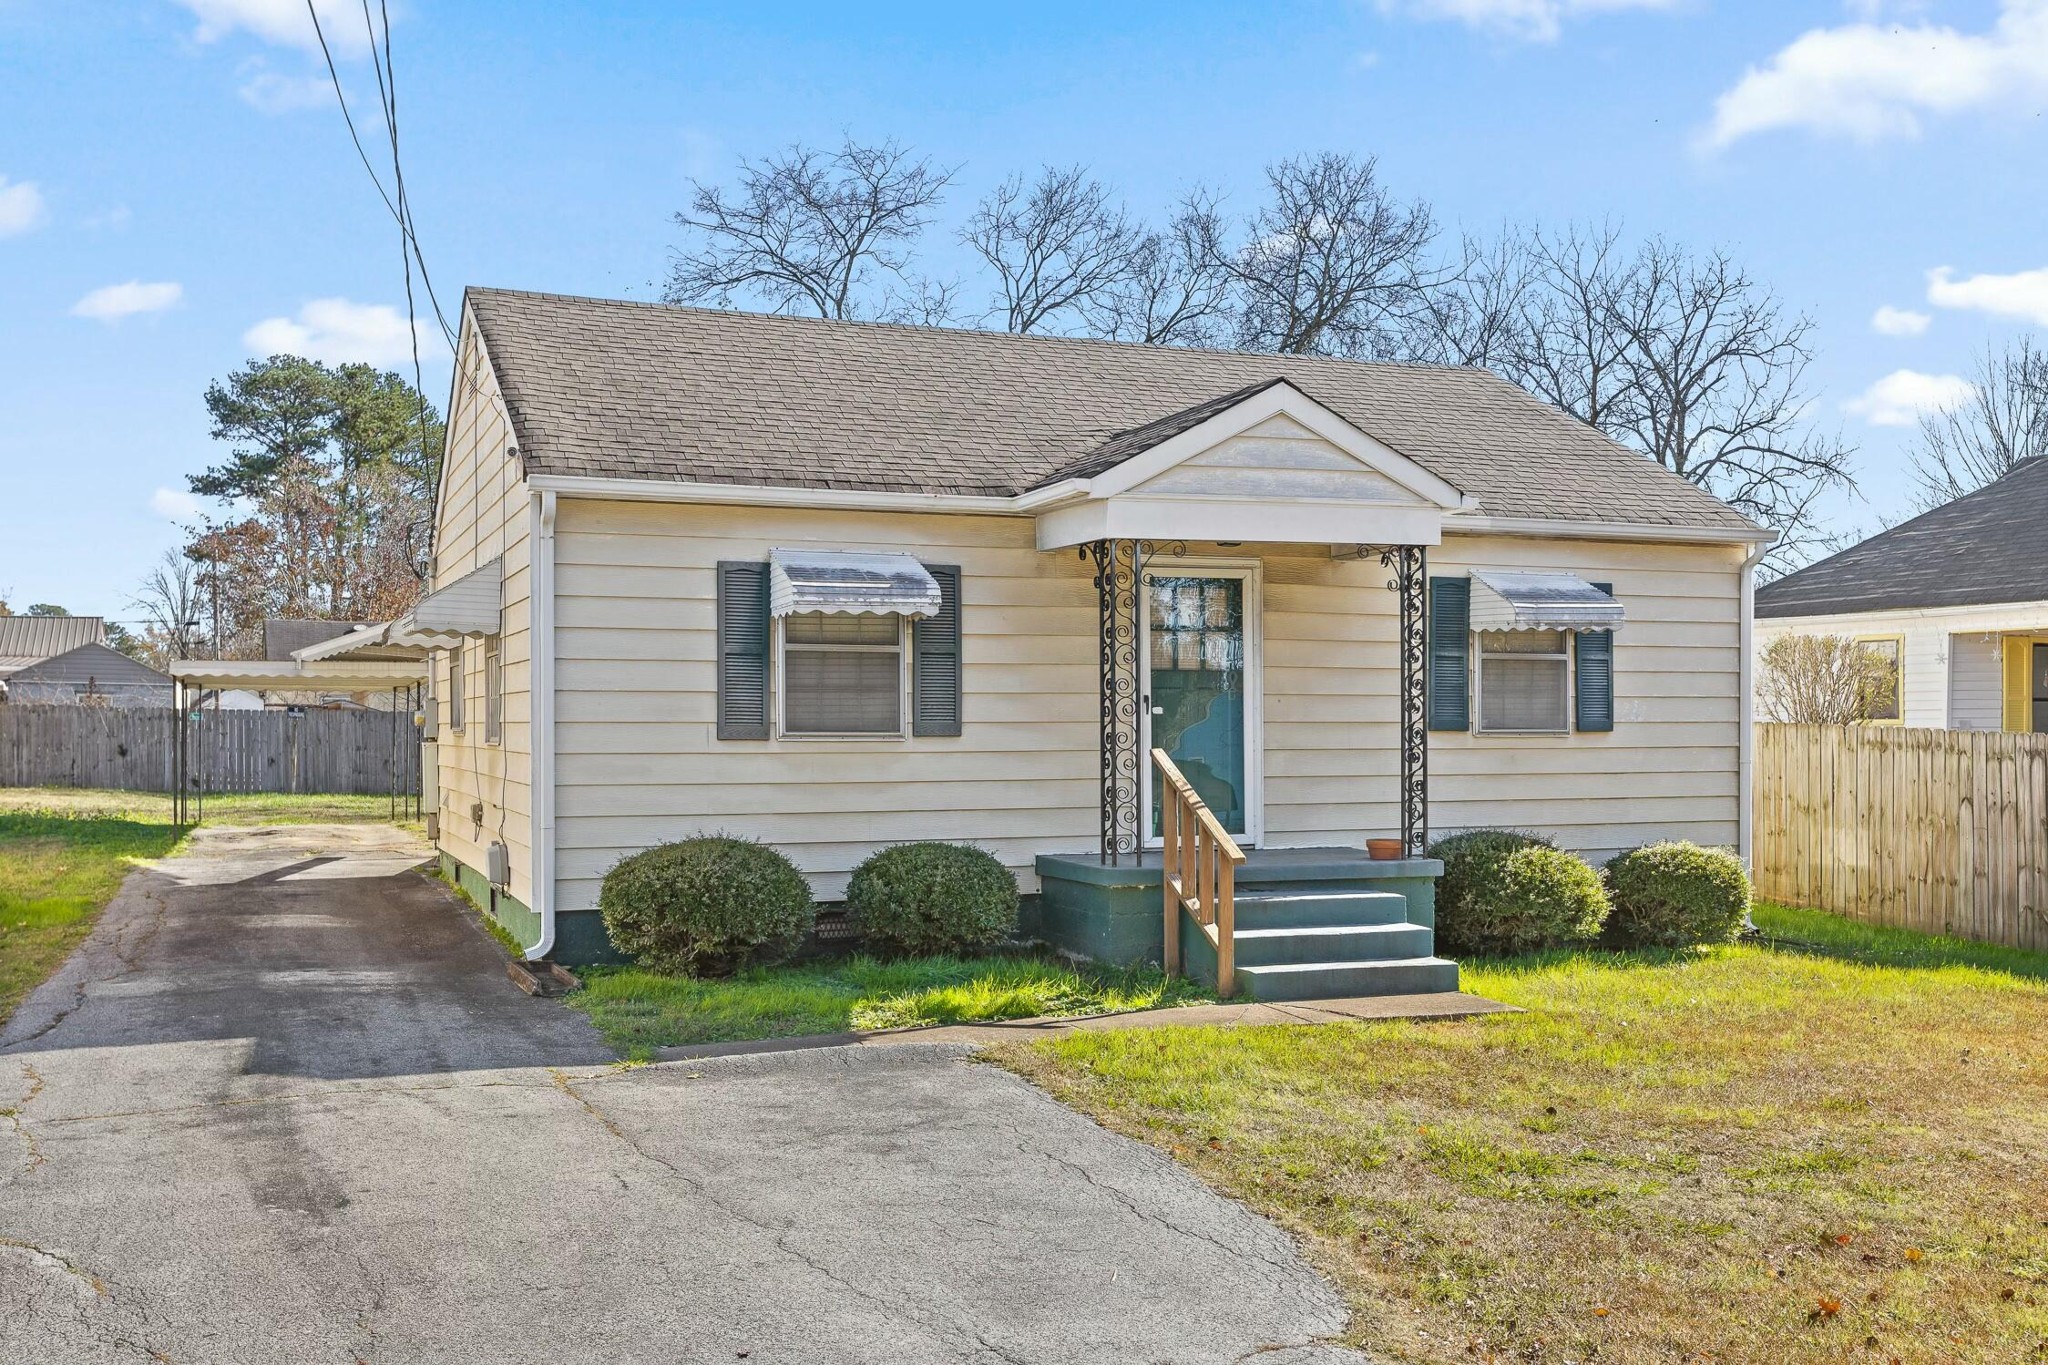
431 330 533 900
1428 535 1745 859
549 506 1746 909
552 501 1096 905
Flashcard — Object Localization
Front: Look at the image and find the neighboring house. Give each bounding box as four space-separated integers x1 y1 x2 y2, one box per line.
365 288 1770 982
3 642 172 707
260 619 407 710
1755 457 2048 732
0 616 171 706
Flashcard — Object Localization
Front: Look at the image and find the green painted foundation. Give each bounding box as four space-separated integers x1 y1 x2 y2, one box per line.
1034 847 1443 970
439 852 540 951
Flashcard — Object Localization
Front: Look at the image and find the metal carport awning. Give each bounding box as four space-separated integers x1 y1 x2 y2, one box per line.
1468 571 1625 632
767 549 942 617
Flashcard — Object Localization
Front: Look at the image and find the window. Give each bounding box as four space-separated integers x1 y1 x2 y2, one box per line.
779 612 903 736
1855 636 1902 723
1476 630 1569 733
483 635 502 744
446 644 465 733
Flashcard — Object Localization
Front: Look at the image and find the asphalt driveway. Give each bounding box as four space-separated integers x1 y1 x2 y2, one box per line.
0 823 1368 1364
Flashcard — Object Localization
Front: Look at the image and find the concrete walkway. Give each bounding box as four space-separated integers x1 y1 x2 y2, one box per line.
0 823 1375 1364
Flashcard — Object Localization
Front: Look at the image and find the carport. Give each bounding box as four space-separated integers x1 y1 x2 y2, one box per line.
165 657 429 823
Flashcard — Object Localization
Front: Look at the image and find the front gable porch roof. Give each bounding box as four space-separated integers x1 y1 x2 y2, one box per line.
466 288 1763 537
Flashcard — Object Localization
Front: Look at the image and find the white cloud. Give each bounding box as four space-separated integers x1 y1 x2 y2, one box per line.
1926 262 2048 325
242 298 445 367
1842 369 1975 426
1870 304 1932 336
150 487 206 522
1704 0 2048 148
0 175 46 237
1376 0 1677 42
175 0 370 54
71 281 184 322
238 67 332 113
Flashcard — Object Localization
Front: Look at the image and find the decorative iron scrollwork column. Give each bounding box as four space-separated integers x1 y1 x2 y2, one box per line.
1085 539 1143 863
1379 545 1429 857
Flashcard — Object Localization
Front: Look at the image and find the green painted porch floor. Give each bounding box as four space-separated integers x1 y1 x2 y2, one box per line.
651 989 1511 1061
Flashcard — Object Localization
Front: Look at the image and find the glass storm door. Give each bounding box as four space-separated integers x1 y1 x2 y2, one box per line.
1142 571 1252 841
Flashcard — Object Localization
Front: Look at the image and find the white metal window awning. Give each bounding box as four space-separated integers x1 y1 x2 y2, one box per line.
768 549 942 618
411 557 504 637
1469 571 1624 632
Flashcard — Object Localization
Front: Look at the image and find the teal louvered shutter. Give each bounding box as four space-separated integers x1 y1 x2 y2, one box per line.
1575 581 1615 733
1427 576 1471 732
912 564 962 737
716 561 771 739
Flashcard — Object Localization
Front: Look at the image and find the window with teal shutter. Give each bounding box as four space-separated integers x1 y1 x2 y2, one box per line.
1575 581 1615 732
716 561 771 739
1427 576 1471 732
912 564 962 737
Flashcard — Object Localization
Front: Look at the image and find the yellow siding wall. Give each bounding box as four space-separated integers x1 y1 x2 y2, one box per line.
430 326 533 906
550 499 1745 913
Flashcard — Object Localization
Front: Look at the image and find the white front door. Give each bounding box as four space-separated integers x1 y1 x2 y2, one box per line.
1139 562 1263 847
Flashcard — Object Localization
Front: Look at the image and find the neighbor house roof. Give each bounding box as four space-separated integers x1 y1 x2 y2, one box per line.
465 288 1759 534
263 619 376 661
1756 457 2048 618
0 615 106 677
7 643 170 692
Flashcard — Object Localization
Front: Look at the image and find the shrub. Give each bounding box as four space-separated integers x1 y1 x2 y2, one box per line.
599 836 815 976
1604 841 1751 949
848 842 1019 956
1427 828 1608 956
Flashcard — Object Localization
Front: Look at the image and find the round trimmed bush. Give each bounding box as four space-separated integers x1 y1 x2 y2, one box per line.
1427 829 1608 956
848 842 1019 956
599 835 815 976
1604 841 1751 949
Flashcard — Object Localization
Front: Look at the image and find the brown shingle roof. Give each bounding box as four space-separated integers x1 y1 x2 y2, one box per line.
466 288 1758 532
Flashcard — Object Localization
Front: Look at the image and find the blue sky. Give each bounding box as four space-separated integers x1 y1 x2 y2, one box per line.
4 0 2046 622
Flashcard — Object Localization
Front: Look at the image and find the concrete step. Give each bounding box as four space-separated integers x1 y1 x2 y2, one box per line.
1231 922 1435 966
1232 890 1413 929
1234 956 1461 1001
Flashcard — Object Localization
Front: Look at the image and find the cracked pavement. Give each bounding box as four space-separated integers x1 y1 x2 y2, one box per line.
0 823 1370 1364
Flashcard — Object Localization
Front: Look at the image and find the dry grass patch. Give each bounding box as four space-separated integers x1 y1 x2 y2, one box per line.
999 908 2048 1365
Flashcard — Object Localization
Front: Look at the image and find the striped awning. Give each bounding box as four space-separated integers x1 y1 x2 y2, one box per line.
767 549 941 618
1469 571 1623 632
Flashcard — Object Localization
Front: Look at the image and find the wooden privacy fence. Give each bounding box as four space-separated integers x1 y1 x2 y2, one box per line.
0 704 418 796
1753 722 2048 952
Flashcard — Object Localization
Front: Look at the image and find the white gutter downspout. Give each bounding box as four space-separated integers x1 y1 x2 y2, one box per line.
1737 538 1774 871
524 488 558 961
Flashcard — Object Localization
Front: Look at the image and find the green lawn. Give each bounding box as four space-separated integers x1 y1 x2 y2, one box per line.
1001 903 2048 1365
0 787 418 1026
568 953 1214 1059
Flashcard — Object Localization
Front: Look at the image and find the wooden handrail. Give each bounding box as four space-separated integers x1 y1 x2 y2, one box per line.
1154 748 1248 998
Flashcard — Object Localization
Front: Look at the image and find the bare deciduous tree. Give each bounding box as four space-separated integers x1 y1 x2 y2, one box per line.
1500 223 1638 437
129 549 206 667
1221 152 1441 358
1605 239 1854 565
963 166 1140 334
1910 336 2048 509
1408 229 1532 369
666 138 953 320
1757 635 1899 725
1085 190 1235 347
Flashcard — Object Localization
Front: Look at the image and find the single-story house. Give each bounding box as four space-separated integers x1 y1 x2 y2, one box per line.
377 288 1771 995
2 642 172 707
0 616 171 707
1755 456 2048 732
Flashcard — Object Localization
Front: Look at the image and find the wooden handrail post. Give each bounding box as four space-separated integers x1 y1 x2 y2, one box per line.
1162 788 1180 974
1151 747 1247 998
1216 853 1235 997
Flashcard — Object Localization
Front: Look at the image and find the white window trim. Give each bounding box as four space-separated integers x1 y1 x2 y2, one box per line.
483 634 503 745
446 644 465 734
1137 558 1264 848
1474 630 1573 737
773 613 912 742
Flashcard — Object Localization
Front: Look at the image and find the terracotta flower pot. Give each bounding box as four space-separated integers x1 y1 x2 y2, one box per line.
1366 838 1404 861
